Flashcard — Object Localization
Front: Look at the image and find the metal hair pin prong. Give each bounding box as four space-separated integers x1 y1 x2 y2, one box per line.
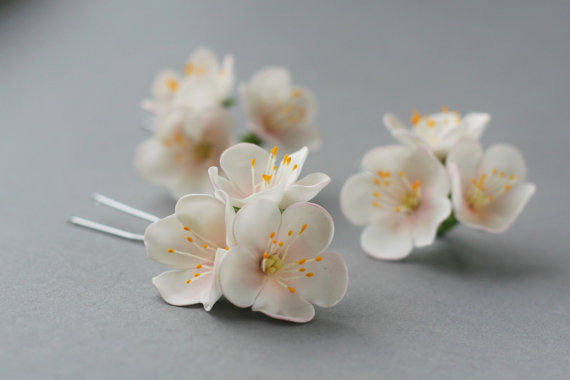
68 193 159 242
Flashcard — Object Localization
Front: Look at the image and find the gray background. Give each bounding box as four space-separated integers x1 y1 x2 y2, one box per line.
1 0 569 378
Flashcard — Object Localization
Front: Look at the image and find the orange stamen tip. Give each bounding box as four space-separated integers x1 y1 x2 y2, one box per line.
194 273 200 277
505 185 512 191
183 226 190 231
270 146 278 156
167 249 175 253
442 105 449 112
411 109 421 125
167 78 179 92
373 178 381 185
299 224 308 234
292 164 298 171
278 241 284 247
270 232 276 238
263 252 270 258
202 244 208 249
196 264 202 269
297 258 307 265
288 287 296 294
225 246 230 251
306 272 314 277
273 239 277 244
187 237 193 242
299 268 306 272
251 158 256 167
395 207 401 213
315 256 323 262
186 280 191 284
288 230 293 236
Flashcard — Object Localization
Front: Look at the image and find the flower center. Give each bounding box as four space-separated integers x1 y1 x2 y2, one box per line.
184 62 207 77
410 107 462 147
371 170 422 214
258 225 321 294
467 169 518 209
194 141 213 161
264 89 308 132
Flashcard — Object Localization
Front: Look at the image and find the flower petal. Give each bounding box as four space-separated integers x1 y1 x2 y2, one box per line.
144 215 206 269
251 277 315 323
278 146 308 187
361 145 414 173
446 139 483 188
462 112 490 140
411 197 452 247
232 199 282 255
208 166 248 205
277 202 334 263
134 138 177 184
219 246 266 308
219 143 270 195
340 172 384 226
288 252 348 308
383 113 408 132
174 194 227 249
152 269 214 307
401 147 450 197
361 222 413 260
203 248 226 311
475 182 536 233
280 172 330 208
480 144 527 182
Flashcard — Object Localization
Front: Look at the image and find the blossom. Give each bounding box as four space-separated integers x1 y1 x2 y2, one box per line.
208 143 330 209
446 139 535 233
240 67 320 152
135 106 234 198
340 145 451 260
219 199 348 323
144 191 235 311
383 107 490 159
146 48 234 113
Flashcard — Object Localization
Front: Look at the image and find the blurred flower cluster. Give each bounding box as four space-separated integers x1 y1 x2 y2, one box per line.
341 108 535 260
135 48 320 198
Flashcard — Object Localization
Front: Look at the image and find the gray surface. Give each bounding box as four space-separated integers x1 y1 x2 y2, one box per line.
1 0 569 378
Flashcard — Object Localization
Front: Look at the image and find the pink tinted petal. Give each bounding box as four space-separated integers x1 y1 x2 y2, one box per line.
277 202 334 262
361 145 413 173
214 190 236 246
219 246 266 308
251 278 315 323
390 129 428 150
203 248 226 311
175 194 227 249
412 197 452 247
232 199 282 256
249 67 292 104
462 113 490 140
446 139 483 188
340 173 384 226
219 143 270 194
279 146 308 186
280 172 330 209
361 222 413 261
134 138 176 184
152 269 214 307
144 215 205 269
477 182 536 233
208 166 248 206
448 163 479 226
480 144 527 182
288 252 348 308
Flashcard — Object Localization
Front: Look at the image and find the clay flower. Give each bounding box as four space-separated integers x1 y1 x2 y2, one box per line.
146 47 234 113
208 143 330 209
219 199 348 323
135 106 234 198
241 67 320 152
383 107 491 159
340 145 451 260
446 139 535 232
144 192 235 311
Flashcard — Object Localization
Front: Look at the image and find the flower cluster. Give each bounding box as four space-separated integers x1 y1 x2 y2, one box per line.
135 48 321 198
144 143 348 323
341 107 535 260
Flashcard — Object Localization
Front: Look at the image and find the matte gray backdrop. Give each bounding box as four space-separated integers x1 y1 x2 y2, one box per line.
1 0 569 378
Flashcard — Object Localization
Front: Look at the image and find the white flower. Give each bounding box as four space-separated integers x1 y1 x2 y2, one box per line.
208 143 330 209
135 106 234 198
219 199 348 323
146 48 234 113
240 67 320 152
144 191 235 311
340 145 451 260
383 107 490 159
446 139 535 233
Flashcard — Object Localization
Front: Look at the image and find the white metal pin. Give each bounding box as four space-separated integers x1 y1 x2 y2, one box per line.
68 193 159 241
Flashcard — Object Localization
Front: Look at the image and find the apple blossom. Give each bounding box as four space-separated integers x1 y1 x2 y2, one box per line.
135 106 234 198
144 192 235 311
383 107 490 159
145 47 235 114
340 145 451 260
208 143 330 209
219 199 348 323
240 67 320 152
446 139 535 233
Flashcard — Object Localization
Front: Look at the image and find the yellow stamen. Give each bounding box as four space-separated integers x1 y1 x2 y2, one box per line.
297 258 306 265
270 146 278 156
306 272 314 277
194 273 200 277
187 237 193 242
315 256 322 262
184 226 190 231
251 158 256 168
202 243 208 249
166 78 179 92
167 249 175 253
288 287 296 294
411 109 421 125
196 264 202 269
299 224 308 234
442 105 449 113
299 268 306 272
